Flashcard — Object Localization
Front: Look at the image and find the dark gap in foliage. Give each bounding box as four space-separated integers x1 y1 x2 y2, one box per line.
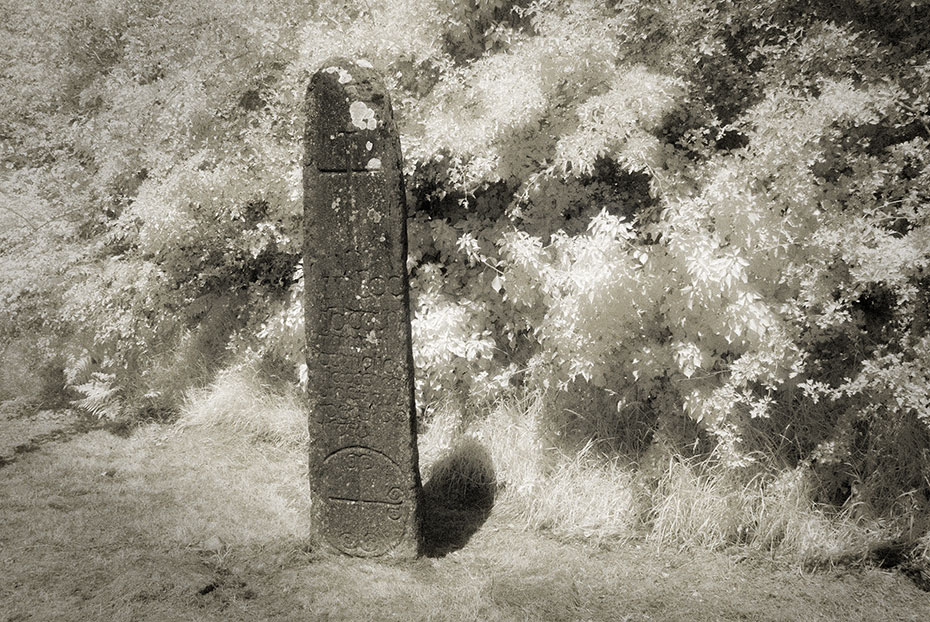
508 159 657 242
656 104 713 162
175 246 298 298
825 120 930 166
810 145 850 184
408 174 514 282
238 89 265 112
715 129 750 151
658 42 757 160
693 40 764 130
911 276 930 339
411 162 513 221
241 200 269 225
713 25 768 123
806 331 860 387
863 120 930 156
588 158 656 222
391 57 445 101
244 248 299 290
108 168 149 220
752 380 930 519
441 0 536 65
806 0 930 56
851 285 897 347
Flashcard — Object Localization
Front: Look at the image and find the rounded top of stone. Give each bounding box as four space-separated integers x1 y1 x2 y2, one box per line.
316 57 380 84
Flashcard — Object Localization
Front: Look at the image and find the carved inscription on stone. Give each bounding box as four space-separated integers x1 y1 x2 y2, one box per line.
322 447 409 555
303 58 421 558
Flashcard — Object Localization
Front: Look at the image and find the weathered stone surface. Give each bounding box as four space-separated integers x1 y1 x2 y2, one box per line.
303 58 421 558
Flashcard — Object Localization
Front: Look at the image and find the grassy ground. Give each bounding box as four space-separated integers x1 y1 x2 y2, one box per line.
2 409 929 622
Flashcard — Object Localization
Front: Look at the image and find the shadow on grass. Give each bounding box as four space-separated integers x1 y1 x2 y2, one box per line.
420 438 497 558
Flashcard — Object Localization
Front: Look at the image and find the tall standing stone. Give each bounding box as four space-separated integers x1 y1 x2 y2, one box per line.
303 58 421 558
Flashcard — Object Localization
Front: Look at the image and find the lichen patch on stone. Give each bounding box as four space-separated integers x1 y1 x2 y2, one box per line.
323 65 353 84
349 101 378 130
366 158 382 170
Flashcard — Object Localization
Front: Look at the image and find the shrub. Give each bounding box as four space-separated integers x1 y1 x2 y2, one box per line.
2 0 930 551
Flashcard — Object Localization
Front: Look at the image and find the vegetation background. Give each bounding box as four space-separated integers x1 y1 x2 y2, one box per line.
2 0 930 572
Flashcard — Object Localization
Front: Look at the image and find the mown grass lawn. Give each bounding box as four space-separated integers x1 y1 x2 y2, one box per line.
1 421 928 622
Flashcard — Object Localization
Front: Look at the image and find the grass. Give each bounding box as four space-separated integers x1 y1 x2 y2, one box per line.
457 394 639 542
447 395 879 557
2 370 929 620
643 456 877 559
3 416 930 621
0 424 311 621
177 363 309 447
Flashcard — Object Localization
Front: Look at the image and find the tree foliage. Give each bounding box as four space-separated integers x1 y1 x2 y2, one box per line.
2 0 930 519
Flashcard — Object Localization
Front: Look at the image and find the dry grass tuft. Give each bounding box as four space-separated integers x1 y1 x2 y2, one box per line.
643 456 879 560
516 443 639 542
466 394 639 542
916 530 930 566
646 457 746 548
471 394 547 496
178 363 308 447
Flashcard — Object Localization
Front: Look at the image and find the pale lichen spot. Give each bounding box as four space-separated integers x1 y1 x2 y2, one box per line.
368 208 383 223
366 157 382 170
323 65 353 84
365 141 373 151
356 59 374 69
349 101 378 130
